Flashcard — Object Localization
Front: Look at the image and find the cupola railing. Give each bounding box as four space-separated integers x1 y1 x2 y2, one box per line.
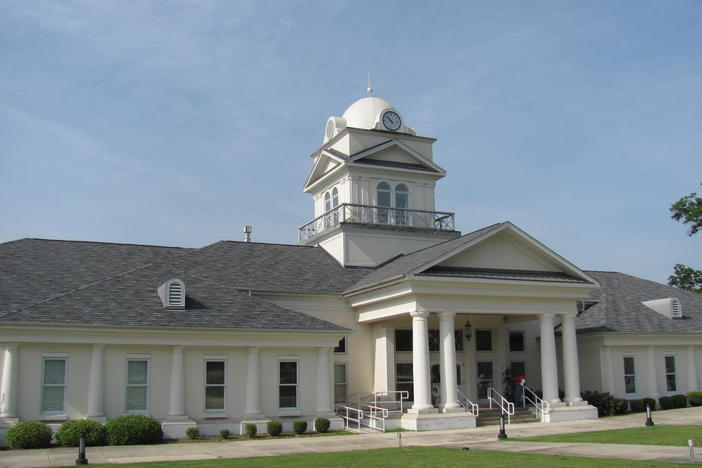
298 203 455 243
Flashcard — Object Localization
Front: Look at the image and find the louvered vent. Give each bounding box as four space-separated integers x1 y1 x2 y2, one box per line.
157 278 185 309
671 298 682 319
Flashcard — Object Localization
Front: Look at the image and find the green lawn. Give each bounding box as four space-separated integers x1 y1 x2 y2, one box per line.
91 447 696 467
518 425 702 446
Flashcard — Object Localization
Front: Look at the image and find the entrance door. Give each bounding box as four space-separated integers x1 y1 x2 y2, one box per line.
477 361 493 403
430 364 440 407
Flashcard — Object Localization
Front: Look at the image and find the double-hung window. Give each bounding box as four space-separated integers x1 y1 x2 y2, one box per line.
126 359 149 412
41 358 67 413
623 356 636 394
205 360 226 412
279 360 298 410
334 363 347 403
665 356 677 392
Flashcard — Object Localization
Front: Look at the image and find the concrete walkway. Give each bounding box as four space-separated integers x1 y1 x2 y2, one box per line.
2 407 701 467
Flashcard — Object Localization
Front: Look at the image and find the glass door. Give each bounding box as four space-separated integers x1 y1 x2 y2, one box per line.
477 361 493 403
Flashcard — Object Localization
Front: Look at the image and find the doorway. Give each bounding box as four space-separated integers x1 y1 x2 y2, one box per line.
477 361 493 403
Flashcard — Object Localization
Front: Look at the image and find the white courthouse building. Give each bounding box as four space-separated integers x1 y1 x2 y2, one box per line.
2 96 701 439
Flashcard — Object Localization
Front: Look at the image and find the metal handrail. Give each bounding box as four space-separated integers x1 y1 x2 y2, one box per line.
456 388 479 416
522 385 546 418
337 405 363 433
298 203 456 242
362 404 389 432
357 390 409 414
487 387 515 424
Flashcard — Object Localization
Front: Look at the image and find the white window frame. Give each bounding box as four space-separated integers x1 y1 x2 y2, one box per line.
205 359 227 413
334 363 347 404
41 357 67 414
376 181 412 226
664 355 677 393
623 356 637 395
278 358 299 412
126 359 150 414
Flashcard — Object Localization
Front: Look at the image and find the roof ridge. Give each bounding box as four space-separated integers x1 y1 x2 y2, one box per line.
22 238 187 249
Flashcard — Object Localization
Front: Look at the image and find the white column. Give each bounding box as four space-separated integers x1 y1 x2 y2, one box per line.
646 346 659 398
439 311 460 412
245 347 263 418
373 325 394 393
539 313 560 405
687 346 698 393
168 345 186 419
602 346 615 394
0 344 19 419
87 344 105 420
410 310 434 412
316 347 333 414
463 320 477 402
561 315 583 404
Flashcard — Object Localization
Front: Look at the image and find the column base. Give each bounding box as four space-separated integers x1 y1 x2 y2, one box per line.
407 406 438 414
441 406 464 413
87 416 107 423
542 404 598 422
401 411 476 431
243 412 266 420
240 419 271 436
161 419 197 439
0 417 19 426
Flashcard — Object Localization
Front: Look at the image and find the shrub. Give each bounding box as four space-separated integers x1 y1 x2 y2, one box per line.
672 394 688 408
267 421 282 437
244 423 257 438
688 391 702 407
612 398 628 415
659 396 674 410
315 417 330 433
105 415 163 446
5 421 53 449
642 397 657 411
629 399 645 413
581 390 617 417
185 427 199 439
293 420 307 435
219 429 230 439
55 419 106 447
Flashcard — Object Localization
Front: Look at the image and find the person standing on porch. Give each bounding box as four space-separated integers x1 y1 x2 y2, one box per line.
514 372 526 407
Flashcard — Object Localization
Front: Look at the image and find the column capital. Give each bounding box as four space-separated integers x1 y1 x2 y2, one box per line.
91 343 105 350
410 310 429 319
247 346 260 353
317 346 332 354
561 314 576 323
3 343 19 351
539 313 555 322
438 311 456 320
171 345 184 353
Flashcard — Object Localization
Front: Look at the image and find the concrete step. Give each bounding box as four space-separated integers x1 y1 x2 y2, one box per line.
476 408 539 426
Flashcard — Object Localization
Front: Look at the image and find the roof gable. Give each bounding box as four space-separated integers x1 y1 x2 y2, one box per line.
304 151 345 191
348 139 445 175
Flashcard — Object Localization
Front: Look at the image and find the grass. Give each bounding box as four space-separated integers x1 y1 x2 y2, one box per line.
518 425 702 447
88 447 697 467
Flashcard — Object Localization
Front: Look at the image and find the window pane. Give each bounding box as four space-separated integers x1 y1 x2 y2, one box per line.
623 357 635 375
206 361 225 385
43 359 66 385
377 184 391 207
624 375 636 394
42 386 64 412
509 332 525 352
476 330 492 351
396 363 413 381
665 356 675 373
428 329 439 352
394 185 409 209
477 362 493 398
126 387 147 411
324 192 331 212
334 384 347 403
280 362 297 385
332 187 339 207
205 386 225 410
334 338 346 353
128 361 148 385
279 386 297 408
666 374 677 392
395 329 412 352
455 330 464 352
334 364 346 384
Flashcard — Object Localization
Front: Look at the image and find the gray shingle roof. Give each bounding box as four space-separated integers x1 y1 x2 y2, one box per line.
577 271 702 333
419 266 587 283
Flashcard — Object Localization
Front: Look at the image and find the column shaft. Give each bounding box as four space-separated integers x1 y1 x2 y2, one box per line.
687 346 698 393
561 315 583 404
168 345 186 418
539 313 560 404
316 347 333 413
410 310 433 411
87 344 105 419
646 346 658 398
245 347 262 417
602 346 615 394
0 344 19 419
439 312 460 411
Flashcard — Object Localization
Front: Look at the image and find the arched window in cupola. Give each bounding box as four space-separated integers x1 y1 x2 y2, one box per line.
394 184 410 225
331 187 339 208
324 191 331 212
377 182 391 223
158 278 186 309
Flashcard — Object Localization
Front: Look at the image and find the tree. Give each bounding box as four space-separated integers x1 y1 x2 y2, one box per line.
669 182 702 293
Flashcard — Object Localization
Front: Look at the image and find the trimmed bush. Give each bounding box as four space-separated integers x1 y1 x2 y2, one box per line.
185 427 199 439
267 421 283 437
642 397 656 411
659 395 674 410
244 423 257 438
672 394 688 408
629 399 645 413
581 390 616 417
315 417 330 433
219 429 230 439
293 420 307 435
55 419 106 447
688 391 702 407
105 415 163 446
612 398 628 415
5 421 53 449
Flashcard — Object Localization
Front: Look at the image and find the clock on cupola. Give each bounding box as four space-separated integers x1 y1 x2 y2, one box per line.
303 94 457 267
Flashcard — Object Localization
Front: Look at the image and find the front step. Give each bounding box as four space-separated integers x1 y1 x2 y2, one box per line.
476 407 539 426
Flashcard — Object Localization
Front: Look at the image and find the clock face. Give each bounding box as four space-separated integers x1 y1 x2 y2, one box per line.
382 111 401 131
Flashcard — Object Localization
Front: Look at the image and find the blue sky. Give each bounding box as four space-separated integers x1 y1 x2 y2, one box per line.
1 0 700 283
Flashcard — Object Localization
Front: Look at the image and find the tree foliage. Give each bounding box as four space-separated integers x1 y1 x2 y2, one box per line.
668 264 702 294
670 183 702 236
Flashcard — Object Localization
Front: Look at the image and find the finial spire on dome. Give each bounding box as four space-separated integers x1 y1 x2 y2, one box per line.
367 72 373 96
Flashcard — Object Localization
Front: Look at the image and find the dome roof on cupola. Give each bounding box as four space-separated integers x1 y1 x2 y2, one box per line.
323 95 415 143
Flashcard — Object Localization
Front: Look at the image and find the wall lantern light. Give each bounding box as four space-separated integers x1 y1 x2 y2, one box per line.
464 321 473 342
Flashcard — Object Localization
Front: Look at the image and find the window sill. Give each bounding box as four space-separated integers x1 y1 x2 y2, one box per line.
277 410 301 417
204 413 229 419
40 414 67 421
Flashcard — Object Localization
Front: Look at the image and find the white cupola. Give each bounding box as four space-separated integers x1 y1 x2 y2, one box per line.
324 97 416 143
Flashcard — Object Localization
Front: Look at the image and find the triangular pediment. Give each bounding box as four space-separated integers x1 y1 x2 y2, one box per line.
348 140 445 175
304 151 345 191
411 222 597 285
